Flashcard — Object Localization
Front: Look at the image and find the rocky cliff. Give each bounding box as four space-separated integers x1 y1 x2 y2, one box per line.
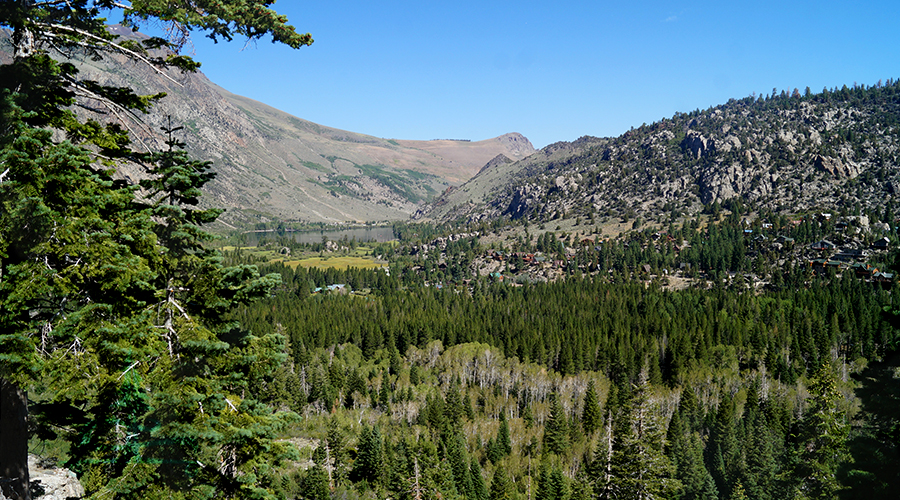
415 83 900 225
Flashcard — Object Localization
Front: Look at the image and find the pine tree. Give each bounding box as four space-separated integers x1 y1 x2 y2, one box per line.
0 3 311 499
543 394 570 456
489 466 514 500
581 380 602 436
788 365 850 499
606 371 679 500
301 465 332 500
352 425 383 486
470 458 488 500
707 396 741 498
446 432 474 499
498 411 513 457
741 401 778 500
536 462 552 500
327 417 348 485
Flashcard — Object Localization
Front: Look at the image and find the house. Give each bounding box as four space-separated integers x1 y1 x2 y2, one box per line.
872 237 891 249
809 259 828 270
314 284 349 294
851 263 878 278
874 271 894 289
775 236 795 245
810 239 836 251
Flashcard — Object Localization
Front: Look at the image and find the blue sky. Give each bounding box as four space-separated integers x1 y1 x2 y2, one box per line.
137 1 900 149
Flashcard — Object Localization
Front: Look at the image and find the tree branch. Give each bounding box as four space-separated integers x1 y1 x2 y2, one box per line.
62 73 158 152
37 22 185 88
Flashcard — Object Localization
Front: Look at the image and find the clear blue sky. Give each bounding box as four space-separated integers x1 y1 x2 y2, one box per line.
141 1 900 149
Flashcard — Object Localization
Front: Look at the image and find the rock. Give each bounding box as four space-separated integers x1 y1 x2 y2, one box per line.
681 131 715 159
27 455 84 500
814 155 846 177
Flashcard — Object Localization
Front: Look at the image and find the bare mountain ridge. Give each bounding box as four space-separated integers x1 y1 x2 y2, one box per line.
0 27 535 225
415 83 900 225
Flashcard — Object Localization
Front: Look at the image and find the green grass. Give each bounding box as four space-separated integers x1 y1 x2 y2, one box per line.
222 246 386 271
286 256 386 270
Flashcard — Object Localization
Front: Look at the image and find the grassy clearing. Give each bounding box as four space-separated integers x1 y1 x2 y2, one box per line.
221 245 386 271
286 256 386 270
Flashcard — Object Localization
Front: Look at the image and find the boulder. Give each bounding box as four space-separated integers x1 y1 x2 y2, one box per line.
26 455 84 500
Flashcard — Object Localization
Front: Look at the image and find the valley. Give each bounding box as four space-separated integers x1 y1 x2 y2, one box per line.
3 6 900 500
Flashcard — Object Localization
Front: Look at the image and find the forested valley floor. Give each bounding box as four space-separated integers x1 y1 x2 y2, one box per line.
182 212 900 500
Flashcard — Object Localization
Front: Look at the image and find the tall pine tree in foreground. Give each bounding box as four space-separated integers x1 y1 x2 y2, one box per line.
605 369 679 500
0 2 312 499
787 365 850 499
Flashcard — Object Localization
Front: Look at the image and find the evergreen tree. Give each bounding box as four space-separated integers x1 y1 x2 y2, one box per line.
0 2 311 499
446 432 474 499
707 396 741 498
606 371 679 500
327 417 348 485
352 425 383 486
582 380 602 435
543 394 570 456
536 462 552 500
301 465 332 500
489 466 514 500
741 406 778 500
470 458 489 500
788 365 850 499
548 467 569 500
498 411 513 457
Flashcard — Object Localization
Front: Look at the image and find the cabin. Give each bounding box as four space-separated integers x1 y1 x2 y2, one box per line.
810 239 836 251
774 236 795 246
874 271 895 289
851 262 878 278
872 237 891 249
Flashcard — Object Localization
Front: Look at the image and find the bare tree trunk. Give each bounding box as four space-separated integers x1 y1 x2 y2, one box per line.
0 378 30 500
12 1 36 61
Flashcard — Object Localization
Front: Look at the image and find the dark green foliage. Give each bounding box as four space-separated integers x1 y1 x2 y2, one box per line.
470 458 488 500
787 365 850 499
707 398 741 498
352 425 383 486
497 412 512 457
489 466 513 500
1 2 310 498
605 372 679 500
536 464 568 500
299 465 331 500
327 417 348 483
447 433 474 499
543 395 569 456
581 380 602 436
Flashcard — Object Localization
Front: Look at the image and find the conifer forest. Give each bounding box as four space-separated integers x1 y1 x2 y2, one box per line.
2 2 900 500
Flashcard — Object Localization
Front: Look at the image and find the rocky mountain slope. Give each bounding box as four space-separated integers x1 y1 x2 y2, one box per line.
1 27 535 226
415 82 900 225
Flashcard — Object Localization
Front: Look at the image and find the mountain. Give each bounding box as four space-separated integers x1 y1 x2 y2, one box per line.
415 83 900 225
0 27 535 226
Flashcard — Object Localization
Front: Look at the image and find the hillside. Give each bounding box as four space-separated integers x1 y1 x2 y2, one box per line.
415 82 900 225
0 27 536 226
